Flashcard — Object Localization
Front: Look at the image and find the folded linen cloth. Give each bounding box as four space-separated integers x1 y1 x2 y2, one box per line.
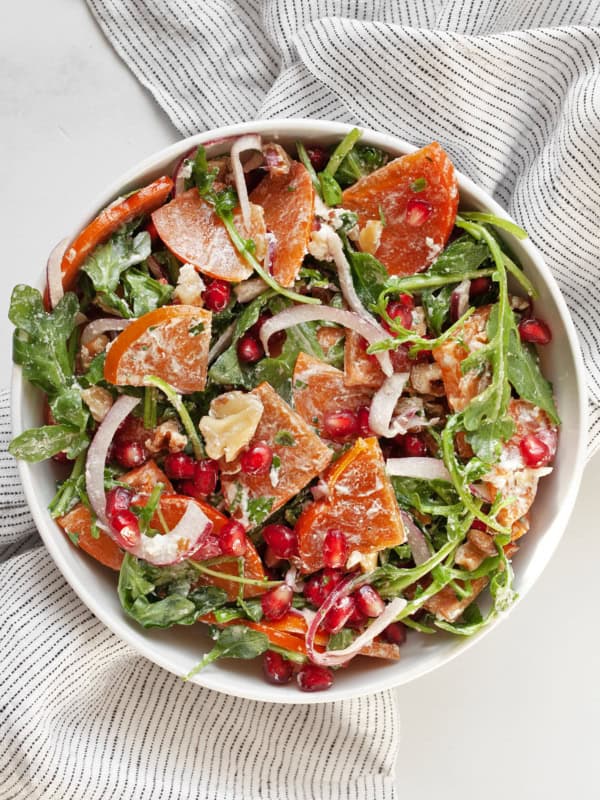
2 1 599 797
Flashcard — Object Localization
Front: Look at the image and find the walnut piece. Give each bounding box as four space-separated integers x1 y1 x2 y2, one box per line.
358 220 384 255
81 386 113 423
346 550 378 573
199 391 264 462
173 263 205 306
145 420 188 454
79 334 108 371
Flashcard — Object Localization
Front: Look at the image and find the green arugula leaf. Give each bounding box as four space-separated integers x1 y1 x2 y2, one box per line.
122 267 173 316
327 629 356 651
506 329 560 423
334 144 388 188
342 240 388 310
318 171 342 206
8 425 87 462
184 624 269 680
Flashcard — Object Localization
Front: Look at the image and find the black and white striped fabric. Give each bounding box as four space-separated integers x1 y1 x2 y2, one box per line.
3 2 600 797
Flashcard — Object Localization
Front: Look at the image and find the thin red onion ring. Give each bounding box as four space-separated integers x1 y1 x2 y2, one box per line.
233 277 268 304
208 322 235 364
81 318 132 346
259 305 393 376
321 226 372 322
230 134 263 231
386 457 452 482
450 279 471 323
400 510 431 565
306 574 406 667
129 501 214 566
85 395 140 528
368 373 410 437
47 238 69 309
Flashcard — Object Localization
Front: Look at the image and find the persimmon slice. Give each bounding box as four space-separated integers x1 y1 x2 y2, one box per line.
104 305 212 394
220 382 332 528
250 161 315 287
342 143 458 276
343 332 413 388
151 188 265 283
295 437 406 573
292 352 374 435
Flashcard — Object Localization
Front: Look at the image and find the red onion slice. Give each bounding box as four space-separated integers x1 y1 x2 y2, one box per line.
321 226 372 321
233 277 268 304
450 279 471 323
259 305 393 376
47 238 69 309
81 318 132 346
85 395 140 528
386 457 452 482
208 322 235 364
400 510 430 565
147 254 165 279
230 134 263 231
368 373 410 437
306 574 406 667
129 501 214 566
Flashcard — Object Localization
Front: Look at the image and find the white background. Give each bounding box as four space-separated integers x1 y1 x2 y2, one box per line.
2 2 599 796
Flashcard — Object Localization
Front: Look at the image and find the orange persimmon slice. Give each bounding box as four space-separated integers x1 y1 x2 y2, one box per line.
250 160 315 287
342 143 458 276
104 305 212 394
59 176 174 292
295 437 406 573
292 352 374 435
151 188 266 282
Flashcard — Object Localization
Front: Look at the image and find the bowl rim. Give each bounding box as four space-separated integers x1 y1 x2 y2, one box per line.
11 118 589 704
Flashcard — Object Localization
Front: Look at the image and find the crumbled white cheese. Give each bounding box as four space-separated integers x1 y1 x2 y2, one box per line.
173 264 205 307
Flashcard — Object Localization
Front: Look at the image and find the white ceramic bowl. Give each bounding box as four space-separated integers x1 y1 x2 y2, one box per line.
12 119 587 704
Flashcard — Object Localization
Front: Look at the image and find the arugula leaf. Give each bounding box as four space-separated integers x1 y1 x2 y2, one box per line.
122 267 173 316
247 496 274 527
334 144 388 188
506 330 560 423
9 424 88 462
184 624 269 680
81 229 151 317
327 629 356 651
342 242 388 310
118 554 228 629
319 172 342 206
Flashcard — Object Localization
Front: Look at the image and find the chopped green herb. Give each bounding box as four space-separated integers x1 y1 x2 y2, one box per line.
274 430 296 446
410 177 427 193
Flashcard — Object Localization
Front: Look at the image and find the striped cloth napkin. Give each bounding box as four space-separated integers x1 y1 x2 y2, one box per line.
2 1 599 797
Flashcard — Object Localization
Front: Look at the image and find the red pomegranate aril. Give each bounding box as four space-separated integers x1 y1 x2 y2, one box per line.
194 459 219 495
263 545 284 569
106 487 133 521
219 519 248 557
322 595 356 634
402 433 428 458
346 604 368 629
406 198 433 227
303 568 343 607
113 440 147 469
305 145 329 172
354 585 385 618
398 293 414 309
356 405 372 437
163 452 197 480
202 279 231 312
263 651 294 685
261 584 293 621
470 519 487 532
469 276 492 297
237 334 264 364
111 509 140 548
518 317 552 345
240 443 273 475
382 622 407 646
323 409 359 440
386 300 412 330
52 451 70 463
263 524 297 559
297 663 334 692
323 529 349 569
519 434 551 467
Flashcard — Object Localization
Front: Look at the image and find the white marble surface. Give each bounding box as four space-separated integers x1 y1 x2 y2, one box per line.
3 2 599 796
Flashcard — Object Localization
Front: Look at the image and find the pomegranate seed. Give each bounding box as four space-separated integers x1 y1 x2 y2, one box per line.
113 440 147 469
219 519 248 556
402 434 428 457
111 509 140 548
261 584 293 621
323 410 359 440
182 460 219 498
263 651 294 685
237 334 264 363
52 451 70 463
356 406 372 437
346 604 368 629
323 529 349 569
386 300 412 330
106 487 133 522
406 198 433 227
519 434 551 467
163 453 197 480
263 524 297 559
518 317 552 345
264 545 284 569
382 622 407 646
202 279 231 312
297 663 334 692
469 276 492 297
354 585 385 618
305 145 329 172
470 519 487 532
303 568 343 607
240 443 273 475
398 293 414 309
322 595 356 634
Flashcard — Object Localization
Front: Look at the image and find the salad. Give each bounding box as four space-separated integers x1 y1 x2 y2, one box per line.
9 129 560 692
